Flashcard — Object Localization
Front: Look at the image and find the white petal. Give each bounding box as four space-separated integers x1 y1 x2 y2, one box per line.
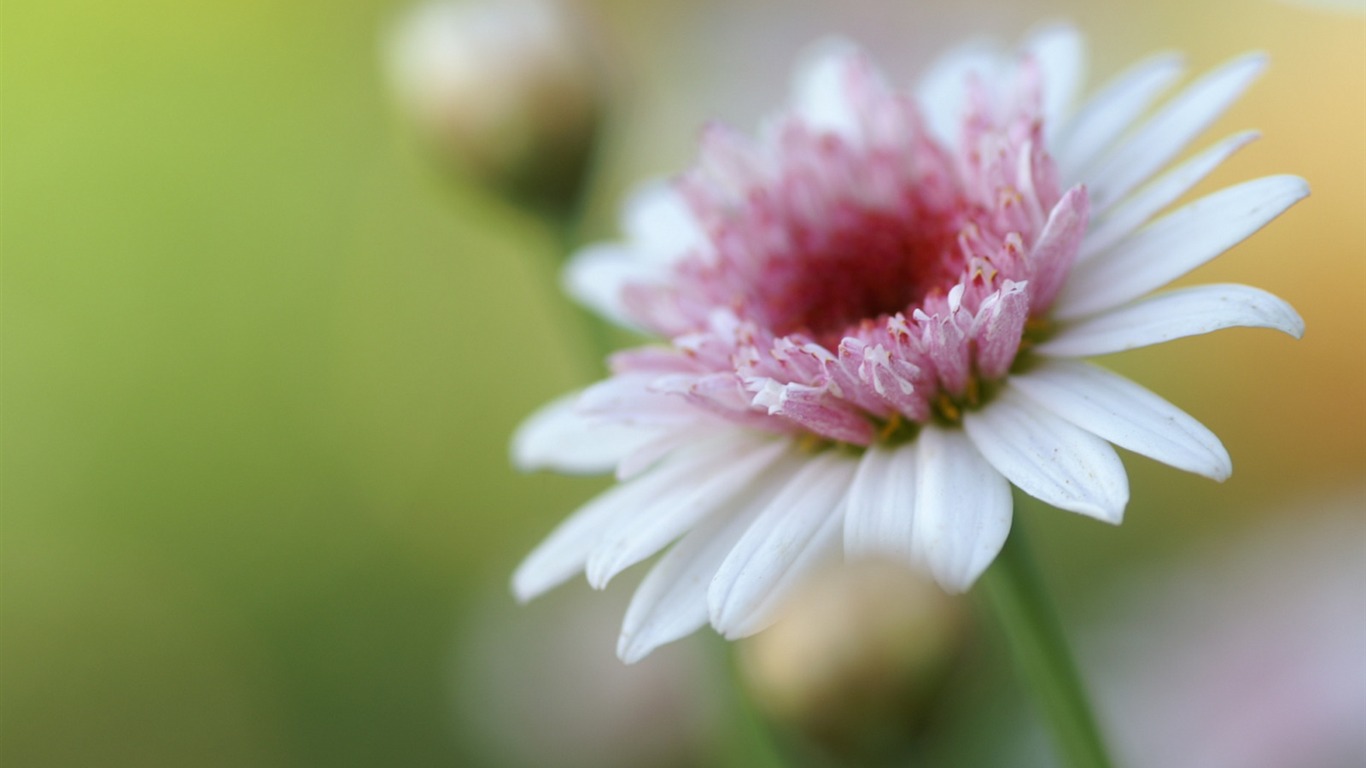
708 451 857 639
615 426 713 480
915 40 1005 148
1022 23 1086 141
1079 131 1260 262
562 243 658 328
912 425 1012 592
1039 283 1305 357
1008 360 1232 481
585 436 789 589
616 454 802 663
1055 52 1185 183
843 443 918 562
620 179 708 265
512 431 752 602
1084 53 1267 212
1054 175 1309 320
511 392 659 474
791 38 863 141
963 389 1130 523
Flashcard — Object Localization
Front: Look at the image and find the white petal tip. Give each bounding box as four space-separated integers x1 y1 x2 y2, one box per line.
935 572 977 595
509 574 540 605
1232 51 1270 74
615 635 647 665
1092 502 1127 526
1283 309 1307 340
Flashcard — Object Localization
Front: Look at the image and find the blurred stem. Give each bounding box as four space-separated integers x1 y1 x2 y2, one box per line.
979 522 1113 768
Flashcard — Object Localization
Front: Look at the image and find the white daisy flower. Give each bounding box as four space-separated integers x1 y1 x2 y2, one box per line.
511 24 1307 663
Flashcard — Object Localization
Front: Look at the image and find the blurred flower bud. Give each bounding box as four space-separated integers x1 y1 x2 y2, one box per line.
386 0 603 213
737 558 969 766
456 581 720 768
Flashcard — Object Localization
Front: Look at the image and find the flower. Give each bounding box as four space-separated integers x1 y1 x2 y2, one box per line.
511 24 1307 663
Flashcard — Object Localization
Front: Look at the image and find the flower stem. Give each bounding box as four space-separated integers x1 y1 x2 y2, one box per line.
979 522 1113 768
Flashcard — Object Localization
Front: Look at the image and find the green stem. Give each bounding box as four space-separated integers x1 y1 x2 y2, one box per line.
979 522 1114 768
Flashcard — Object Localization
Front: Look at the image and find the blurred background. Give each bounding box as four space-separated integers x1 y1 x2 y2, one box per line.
4 0 1363 766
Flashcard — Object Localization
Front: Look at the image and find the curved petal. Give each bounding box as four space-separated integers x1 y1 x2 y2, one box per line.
843 443 918 562
913 425 1013 592
708 451 856 639
1079 131 1260 262
1054 175 1309 320
1039 283 1304 357
511 392 660 474
616 454 802 663
1055 52 1185 183
963 389 1129 523
1022 22 1086 140
1008 360 1232 481
511 431 753 602
1085 53 1267 212
585 436 790 589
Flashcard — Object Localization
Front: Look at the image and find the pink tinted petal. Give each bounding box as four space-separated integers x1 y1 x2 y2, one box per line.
750 379 877 445
1027 185 1090 311
971 282 1030 380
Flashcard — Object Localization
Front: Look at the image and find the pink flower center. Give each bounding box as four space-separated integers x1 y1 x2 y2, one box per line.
604 63 1089 446
747 202 967 346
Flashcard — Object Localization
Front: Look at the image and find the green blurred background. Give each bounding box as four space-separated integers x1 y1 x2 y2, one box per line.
4 0 1363 766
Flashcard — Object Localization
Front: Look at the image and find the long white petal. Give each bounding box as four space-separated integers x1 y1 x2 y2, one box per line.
1008 360 1232 481
843 443 918 561
1079 131 1260 262
1085 53 1267 212
1039 283 1304 357
616 455 801 663
512 432 752 602
1055 52 1185 183
1022 23 1086 142
511 392 659 474
708 451 857 639
913 426 1012 592
1054 175 1309 320
585 436 789 589
963 390 1129 523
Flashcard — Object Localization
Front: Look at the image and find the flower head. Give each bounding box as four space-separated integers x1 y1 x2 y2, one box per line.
512 25 1306 663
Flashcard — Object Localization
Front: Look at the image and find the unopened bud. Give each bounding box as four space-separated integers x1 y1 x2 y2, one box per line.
386 0 603 212
738 558 969 765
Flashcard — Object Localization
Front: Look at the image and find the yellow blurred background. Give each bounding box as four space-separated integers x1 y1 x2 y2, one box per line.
4 0 1362 766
